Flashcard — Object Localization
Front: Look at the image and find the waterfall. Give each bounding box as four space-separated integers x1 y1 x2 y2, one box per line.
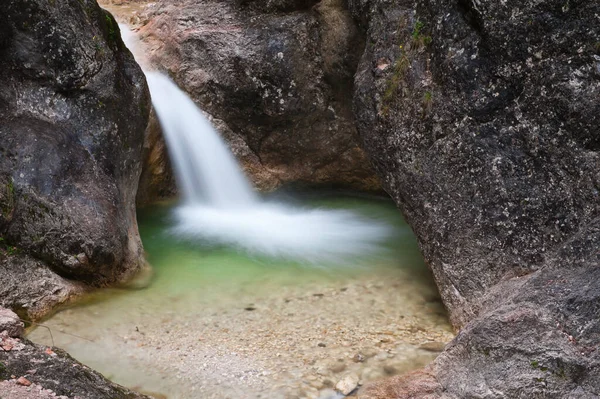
146 73 257 208
121 24 392 263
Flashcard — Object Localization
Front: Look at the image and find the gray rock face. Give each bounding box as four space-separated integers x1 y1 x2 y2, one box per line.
0 0 150 320
136 0 380 194
0 337 150 399
351 0 600 327
351 0 600 397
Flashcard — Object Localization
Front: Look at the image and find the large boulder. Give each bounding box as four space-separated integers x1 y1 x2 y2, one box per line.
351 0 600 397
135 0 380 195
0 0 150 320
352 0 600 329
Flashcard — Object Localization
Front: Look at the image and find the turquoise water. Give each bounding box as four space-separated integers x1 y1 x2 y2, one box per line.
27 192 449 398
134 192 432 302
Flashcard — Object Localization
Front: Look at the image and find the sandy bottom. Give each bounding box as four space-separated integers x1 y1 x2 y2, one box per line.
28 194 453 399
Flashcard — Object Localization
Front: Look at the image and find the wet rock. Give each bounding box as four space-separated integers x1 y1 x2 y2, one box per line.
335 373 359 395
418 342 445 353
0 338 150 399
136 0 380 196
0 307 24 338
135 110 177 205
0 0 150 320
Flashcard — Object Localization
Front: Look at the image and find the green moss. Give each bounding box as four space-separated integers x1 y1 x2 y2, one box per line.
0 361 7 380
411 19 432 48
105 14 117 43
101 11 119 49
381 53 410 114
412 20 424 39
555 366 567 379
0 237 19 256
530 360 539 368
423 91 433 104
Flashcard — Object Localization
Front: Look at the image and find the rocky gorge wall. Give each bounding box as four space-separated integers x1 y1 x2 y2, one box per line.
0 0 150 320
133 0 381 201
0 0 597 398
101 0 599 396
349 0 600 397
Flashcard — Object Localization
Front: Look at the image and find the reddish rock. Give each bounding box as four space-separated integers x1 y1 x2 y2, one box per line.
16 377 31 387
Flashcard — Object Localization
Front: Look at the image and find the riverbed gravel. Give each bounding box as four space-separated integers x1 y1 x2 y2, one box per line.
29 269 453 399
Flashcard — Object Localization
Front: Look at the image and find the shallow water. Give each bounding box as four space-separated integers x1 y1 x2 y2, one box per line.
28 192 453 399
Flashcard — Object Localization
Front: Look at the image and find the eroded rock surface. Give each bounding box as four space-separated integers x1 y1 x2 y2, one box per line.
135 0 380 195
352 0 600 397
0 0 150 320
0 331 149 399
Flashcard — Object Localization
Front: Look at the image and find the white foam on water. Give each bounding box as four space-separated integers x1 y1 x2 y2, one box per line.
122 25 393 263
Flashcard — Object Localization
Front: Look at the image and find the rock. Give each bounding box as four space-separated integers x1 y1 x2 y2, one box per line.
418 342 445 353
352 0 600 397
335 373 359 395
353 352 365 362
0 307 24 338
135 0 380 197
135 110 177 205
16 377 31 387
0 338 151 399
0 0 150 320
352 0 599 331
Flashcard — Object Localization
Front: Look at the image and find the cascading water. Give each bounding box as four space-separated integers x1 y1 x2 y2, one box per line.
146 73 257 207
122 25 392 263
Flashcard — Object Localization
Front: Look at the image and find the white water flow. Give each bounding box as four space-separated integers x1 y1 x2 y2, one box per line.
147 73 257 207
122 25 392 263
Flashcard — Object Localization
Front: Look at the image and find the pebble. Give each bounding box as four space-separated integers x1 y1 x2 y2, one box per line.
16 376 32 386
335 373 358 395
419 341 446 352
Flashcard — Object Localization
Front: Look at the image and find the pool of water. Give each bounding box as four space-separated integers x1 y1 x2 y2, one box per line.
28 192 452 399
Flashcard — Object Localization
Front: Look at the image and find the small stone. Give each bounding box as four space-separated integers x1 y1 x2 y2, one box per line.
353 353 365 362
317 342 326 347
17 377 32 386
419 341 446 352
335 373 358 395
